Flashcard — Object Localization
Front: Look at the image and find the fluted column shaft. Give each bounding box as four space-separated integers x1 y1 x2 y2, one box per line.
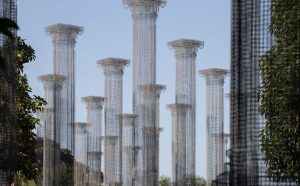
45 24 83 152
200 69 228 182
168 39 203 177
120 114 138 186
98 58 129 185
138 84 165 186
167 104 191 186
74 122 89 186
82 96 105 185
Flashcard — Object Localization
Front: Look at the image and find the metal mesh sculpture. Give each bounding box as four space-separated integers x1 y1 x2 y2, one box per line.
38 74 66 186
168 39 203 179
74 122 89 186
138 84 165 186
123 1 165 184
200 68 228 183
98 58 129 185
0 0 17 184
120 114 138 186
167 103 191 186
82 96 105 186
45 24 83 153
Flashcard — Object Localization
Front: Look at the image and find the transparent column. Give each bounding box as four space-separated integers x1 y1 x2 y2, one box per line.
120 114 139 186
200 68 228 183
73 122 89 186
45 24 83 152
168 39 204 177
38 74 65 186
167 103 191 186
123 2 166 183
82 96 105 186
98 58 129 185
138 84 165 186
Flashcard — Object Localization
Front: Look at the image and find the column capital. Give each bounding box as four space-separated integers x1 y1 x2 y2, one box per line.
82 96 105 110
45 23 83 45
118 114 137 124
168 39 204 58
166 103 191 116
199 68 229 85
138 84 166 98
38 74 66 89
97 57 129 75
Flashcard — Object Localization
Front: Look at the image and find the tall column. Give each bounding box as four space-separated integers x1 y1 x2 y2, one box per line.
138 84 165 186
98 58 129 185
73 122 89 186
38 74 65 186
123 1 166 182
199 68 228 183
167 103 191 186
45 24 83 152
168 39 204 177
120 114 139 186
82 96 105 185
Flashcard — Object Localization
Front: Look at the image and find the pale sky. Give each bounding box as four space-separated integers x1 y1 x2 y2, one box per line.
18 0 231 178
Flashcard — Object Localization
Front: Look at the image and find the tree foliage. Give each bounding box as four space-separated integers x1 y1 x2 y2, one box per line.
16 37 46 179
259 0 300 183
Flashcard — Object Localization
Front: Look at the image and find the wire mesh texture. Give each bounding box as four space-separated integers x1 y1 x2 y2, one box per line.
0 0 17 185
200 68 228 184
123 1 165 185
168 39 203 179
98 58 129 185
82 96 104 186
167 103 191 186
230 0 295 185
45 24 83 153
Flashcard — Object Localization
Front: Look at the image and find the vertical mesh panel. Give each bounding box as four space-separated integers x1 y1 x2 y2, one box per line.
123 2 165 184
0 0 17 184
168 39 203 179
167 104 191 186
82 96 104 186
98 58 129 185
200 69 228 183
45 24 83 153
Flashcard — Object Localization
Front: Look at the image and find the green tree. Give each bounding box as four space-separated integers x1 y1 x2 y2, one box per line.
16 37 46 180
259 0 300 183
159 175 171 186
0 18 18 40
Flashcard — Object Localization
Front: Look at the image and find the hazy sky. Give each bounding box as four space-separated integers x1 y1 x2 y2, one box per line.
18 0 231 178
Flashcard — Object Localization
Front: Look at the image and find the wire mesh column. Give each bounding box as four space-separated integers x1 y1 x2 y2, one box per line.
123 2 166 184
120 114 138 186
138 84 165 186
200 68 228 183
45 24 83 153
168 39 203 179
73 122 89 186
98 58 129 185
82 96 105 186
167 103 191 186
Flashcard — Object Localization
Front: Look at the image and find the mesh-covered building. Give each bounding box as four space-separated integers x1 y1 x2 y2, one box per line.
0 0 17 184
230 1 294 185
82 96 105 186
45 24 83 153
200 68 228 184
